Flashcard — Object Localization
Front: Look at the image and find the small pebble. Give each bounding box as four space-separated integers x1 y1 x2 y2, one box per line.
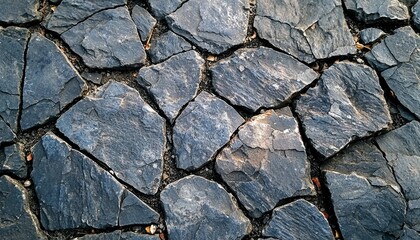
24 180 31 187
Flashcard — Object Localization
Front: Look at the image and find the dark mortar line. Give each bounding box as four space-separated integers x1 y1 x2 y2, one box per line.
16 32 31 135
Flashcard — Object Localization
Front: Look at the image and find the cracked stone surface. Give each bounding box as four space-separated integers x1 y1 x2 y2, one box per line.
160 175 251 240
56 81 165 195
147 0 186 19
74 231 160 240
296 62 391 158
148 31 192 63
166 0 249 54
254 0 355 63
211 47 318 111
359 28 386 44
173 91 244 170
0 143 26 178
216 108 314 218
343 0 410 23
414 1 420 30
0 120 15 144
0 0 41 24
131 5 156 42
31 133 159 230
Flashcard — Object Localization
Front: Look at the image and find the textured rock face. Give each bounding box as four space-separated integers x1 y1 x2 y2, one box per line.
74 231 161 240
61 7 146 69
211 47 318 111
132 5 156 42
0 0 41 24
31 133 159 231
21 33 86 131
343 0 410 23
166 0 249 54
296 62 391 158
148 31 192 63
0 144 27 178
0 121 15 144
137 51 204 121
359 28 386 44
414 1 420 30
254 0 355 63
148 0 186 19
173 92 244 170
160 175 251 240
56 81 165 195
216 108 314 218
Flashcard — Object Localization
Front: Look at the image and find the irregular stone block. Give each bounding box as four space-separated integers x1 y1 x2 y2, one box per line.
148 31 192 63
359 28 386 44
74 231 160 240
0 0 41 24
343 0 410 23
0 120 15 144
0 144 26 178
131 5 156 42
147 0 186 19
413 1 420 30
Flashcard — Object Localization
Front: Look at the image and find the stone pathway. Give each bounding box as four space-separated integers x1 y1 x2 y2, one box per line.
0 0 419 239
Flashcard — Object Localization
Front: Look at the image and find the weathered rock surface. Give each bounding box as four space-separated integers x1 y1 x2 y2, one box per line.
0 144 26 178
61 7 146 69
56 81 165 195
173 91 244 170
401 226 420 240
0 0 41 24
148 0 186 19
31 133 159 231
166 0 249 54
343 0 410 23
211 47 318 111
296 62 391 158
254 0 355 63
81 71 102 85
21 33 85 131
137 51 204 121
413 1 420 30
216 108 314 218
160 175 251 240
74 231 160 240
148 31 192 63
262 199 333 240
359 28 386 44
0 176 46 240
132 5 156 42
0 120 15 144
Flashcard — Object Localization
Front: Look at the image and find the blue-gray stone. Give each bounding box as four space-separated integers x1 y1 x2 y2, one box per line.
0 120 15 144
74 231 160 240
0 0 41 24
148 31 192 63
413 1 420 30
147 0 186 19
343 0 410 23
359 28 386 44
0 144 26 178
131 5 156 42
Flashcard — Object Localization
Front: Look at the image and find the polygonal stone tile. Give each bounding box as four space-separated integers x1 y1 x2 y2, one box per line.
0 143 27 178
0 0 41 24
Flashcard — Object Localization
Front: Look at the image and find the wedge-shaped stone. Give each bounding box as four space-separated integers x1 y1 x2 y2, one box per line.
0 143 26 178
148 31 192 63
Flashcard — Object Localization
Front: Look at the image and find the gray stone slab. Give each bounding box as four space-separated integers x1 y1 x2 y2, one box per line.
74 231 160 240
137 50 204 121
81 71 102 85
166 0 249 54
0 120 15 144
343 0 410 23
21 33 85 131
173 91 244 170
255 0 355 63
56 81 165 195
148 0 186 19
0 144 26 178
31 133 159 231
401 226 420 240
61 7 146 69
211 47 318 111
0 0 41 24
295 62 391 158
413 1 420 30
148 31 192 63
216 108 314 218
160 175 251 240
262 199 334 240
359 28 386 44
131 5 156 42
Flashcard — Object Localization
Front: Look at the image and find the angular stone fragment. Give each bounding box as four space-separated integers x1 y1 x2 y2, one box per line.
295 62 391 158
148 31 192 63
45 0 126 34
132 5 156 42
359 28 386 44
74 231 160 240
173 92 244 170
0 176 46 240
343 0 409 23
31 133 159 231
0 144 26 178
0 120 15 144
56 81 165 195
166 0 249 54
401 226 420 240
61 7 146 69
262 199 333 240
255 0 355 63
148 0 186 19
413 1 420 30
21 33 85 131
161 175 251 240
0 0 41 24
137 51 204 121
81 71 102 85
211 47 318 111
216 108 314 218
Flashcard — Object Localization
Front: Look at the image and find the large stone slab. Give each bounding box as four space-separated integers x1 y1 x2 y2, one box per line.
21 33 85 131
56 81 165 195
166 0 249 54
74 231 160 240
173 91 244 170
216 108 314 218
343 0 410 23
295 62 391 158
0 144 26 178
211 47 318 111
254 0 355 63
131 5 156 42
61 7 146 69
31 133 160 231
0 0 41 24
148 31 192 63
160 175 251 240
137 51 204 121
147 0 186 19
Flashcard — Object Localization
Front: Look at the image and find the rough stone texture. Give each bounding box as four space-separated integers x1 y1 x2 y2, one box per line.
0 120 15 144
160 175 251 240
81 71 102 85
45 0 126 34
296 62 391 158
0 0 41 24
56 81 165 195
255 0 355 63
173 91 244 170
413 1 420 30
74 231 160 240
262 199 333 240
0 144 26 178
0 176 46 240
131 5 156 42
359 28 386 44
211 47 318 111
216 108 314 218
343 0 410 23
166 0 249 54
148 0 186 19
137 51 204 121
21 33 86 131
148 31 192 63
401 227 420 240
31 133 160 231
0 27 30 133
61 7 146 69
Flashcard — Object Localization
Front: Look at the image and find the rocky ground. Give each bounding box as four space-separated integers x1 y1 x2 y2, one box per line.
0 0 419 239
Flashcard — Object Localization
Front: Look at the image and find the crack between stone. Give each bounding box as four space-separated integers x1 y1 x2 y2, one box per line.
16 32 31 134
